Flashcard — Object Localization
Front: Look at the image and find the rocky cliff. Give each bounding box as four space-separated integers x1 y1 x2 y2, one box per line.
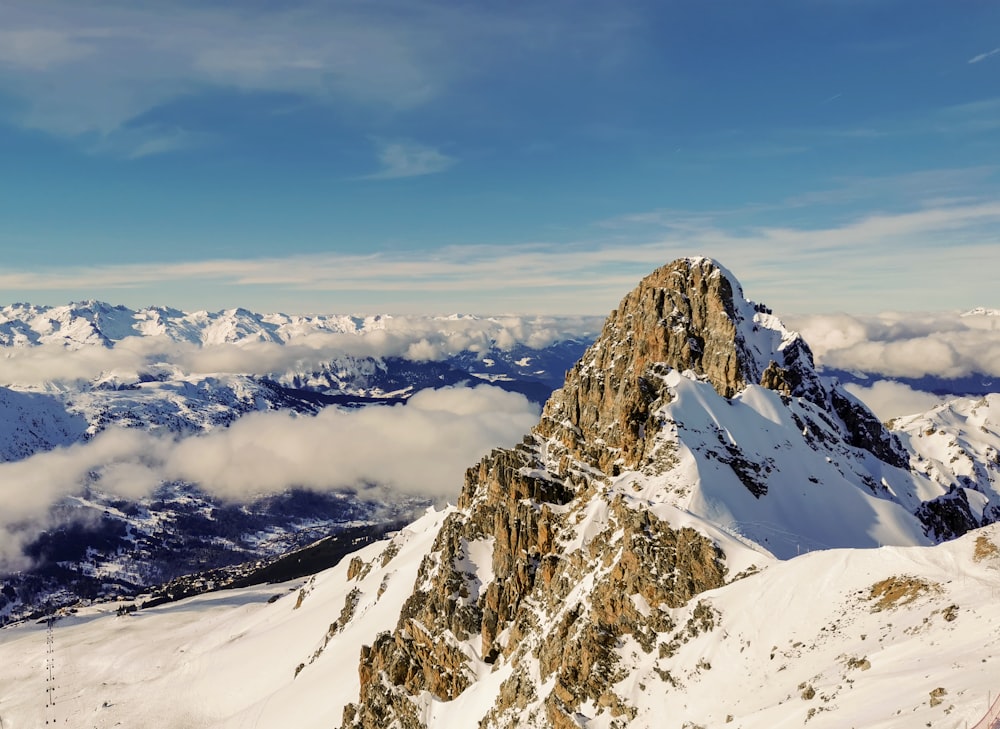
534 258 905 476
341 257 998 728
344 437 738 728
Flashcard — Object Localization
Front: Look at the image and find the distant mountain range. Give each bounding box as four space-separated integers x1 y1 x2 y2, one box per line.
0 303 597 622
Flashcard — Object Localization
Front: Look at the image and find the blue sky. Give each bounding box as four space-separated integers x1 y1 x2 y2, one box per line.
1 0 999 315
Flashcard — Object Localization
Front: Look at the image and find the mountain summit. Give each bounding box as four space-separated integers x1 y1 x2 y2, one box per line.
342 257 999 727
535 257 904 476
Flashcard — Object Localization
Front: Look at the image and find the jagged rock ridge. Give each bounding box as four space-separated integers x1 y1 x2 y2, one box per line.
343 257 1000 728
534 258 905 476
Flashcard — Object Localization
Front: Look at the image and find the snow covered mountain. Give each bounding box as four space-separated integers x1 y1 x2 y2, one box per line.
1 257 998 728
891 394 1000 540
0 305 594 622
3 514 996 728
0 300 386 347
337 256 1000 727
0 302 597 406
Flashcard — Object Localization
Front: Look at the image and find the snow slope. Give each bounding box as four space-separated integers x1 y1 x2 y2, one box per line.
0 387 87 461
0 509 445 729
620 524 1000 729
628 371 933 557
0 515 997 728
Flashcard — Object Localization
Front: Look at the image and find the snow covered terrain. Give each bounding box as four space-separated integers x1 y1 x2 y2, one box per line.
0 302 598 400
0 387 87 461
0 513 997 728
1 259 998 728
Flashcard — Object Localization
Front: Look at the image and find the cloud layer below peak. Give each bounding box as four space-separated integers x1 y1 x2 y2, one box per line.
788 310 1000 380
0 384 539 569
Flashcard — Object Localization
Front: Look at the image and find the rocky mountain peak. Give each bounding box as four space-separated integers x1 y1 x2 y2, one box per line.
589 257 762 396
533 257 866 476
341 258 931 727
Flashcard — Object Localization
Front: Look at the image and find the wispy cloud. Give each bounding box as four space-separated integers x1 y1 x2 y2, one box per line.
969 47 1000 64
601 167 1000 230
0 28 96 70
83 125 212 159
0 1 637 155
781 167 1000 209
2 195 998 315
125 129 207 159
364 139 455 180
0 3 447 139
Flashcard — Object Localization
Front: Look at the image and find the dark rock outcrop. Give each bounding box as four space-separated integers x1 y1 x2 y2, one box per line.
916 486 981 541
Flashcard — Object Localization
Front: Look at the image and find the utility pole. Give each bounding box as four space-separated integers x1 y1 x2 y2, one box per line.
45 617 56 725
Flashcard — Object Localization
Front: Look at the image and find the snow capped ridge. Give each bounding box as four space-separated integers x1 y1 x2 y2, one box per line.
663 255 818 383
0 301 600 352
339 257 1000 727
962 306 1000 317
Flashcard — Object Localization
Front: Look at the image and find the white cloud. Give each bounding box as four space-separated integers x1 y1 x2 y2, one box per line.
0 337 154 386
0 384 539 568
364 139 455 180
969 47 1000 64
0 28 96 70
166 385 537 500
844 380 949 421
787 311 1000 379
0 1 636 154
3 194 999 315
0 3 443 140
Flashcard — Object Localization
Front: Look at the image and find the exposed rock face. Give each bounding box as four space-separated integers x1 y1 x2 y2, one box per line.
830 389 909 469
536 258 749 476
534 257 903 477
916 486 981 541
344 437 730 728
342 257 982 727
